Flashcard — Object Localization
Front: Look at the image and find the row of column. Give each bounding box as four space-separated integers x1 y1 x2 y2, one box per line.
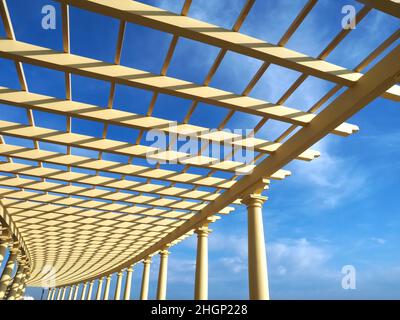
46 250 167 301
45 192 269 300
0 229 29 300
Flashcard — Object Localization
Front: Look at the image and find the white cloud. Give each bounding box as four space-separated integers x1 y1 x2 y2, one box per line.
370 237 386 245
268 238 331 276
292 137 369 209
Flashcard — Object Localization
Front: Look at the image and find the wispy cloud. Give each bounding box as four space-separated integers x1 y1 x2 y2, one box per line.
292 137 369 209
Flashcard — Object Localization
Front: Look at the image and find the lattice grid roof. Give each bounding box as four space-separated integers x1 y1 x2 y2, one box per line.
0 0 398 286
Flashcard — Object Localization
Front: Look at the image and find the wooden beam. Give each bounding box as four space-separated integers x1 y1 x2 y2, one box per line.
357 0 400 18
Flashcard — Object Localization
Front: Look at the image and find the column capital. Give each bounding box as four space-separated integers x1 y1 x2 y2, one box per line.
117 270 123 276
159 248 170 257
127 265 134 273
195 225 212 237
143 256 152 265
241 193 268 208
106 275 112 280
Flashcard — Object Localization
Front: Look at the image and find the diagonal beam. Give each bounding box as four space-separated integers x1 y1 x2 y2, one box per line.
53 0 399 101
357 0 400 18
0 86 320 161
69 44 400 285
0 38 358 136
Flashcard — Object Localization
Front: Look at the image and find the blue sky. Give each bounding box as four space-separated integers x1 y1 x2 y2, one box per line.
0 0 399 300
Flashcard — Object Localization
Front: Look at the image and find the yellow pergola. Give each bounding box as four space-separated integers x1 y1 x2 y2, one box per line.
0 0 399 300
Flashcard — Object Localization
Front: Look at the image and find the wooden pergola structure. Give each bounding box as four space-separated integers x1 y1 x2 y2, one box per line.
0 0 399 300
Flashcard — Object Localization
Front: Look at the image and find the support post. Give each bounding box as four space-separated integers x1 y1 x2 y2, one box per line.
81 282 88 300
96 278 104 300
0 246 19 299
73 284 79 300
50 287 56 300
242 193 269 300
46 288 53 300
68 285 74 300
61 286 67 300
140 257 151 300
156 248 169 300
0 230 10 266
103 275 111 300
7 261 25 300
124 266 133 300
56 287 62 300
194 225 211 300
87 280 94 300
114 271 123 300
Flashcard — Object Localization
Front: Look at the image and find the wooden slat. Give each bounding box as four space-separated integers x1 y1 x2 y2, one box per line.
0 38 359 136
0 86 320 161
0 160 221 202
0 143 236 189
53 0 399 102
0 119 294 178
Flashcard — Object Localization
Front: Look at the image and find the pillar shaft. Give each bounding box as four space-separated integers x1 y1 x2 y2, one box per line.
194 227 210 300
81 282 88 300
50 287 56 300
87 281 94 300
114 272 123 300
0 241 7 267
7 263 25 300
103 276 111 300
140 258 151 300
73 284 79 300
0 249 18 299
68 285 74 300
46 288 53 300
61 287 67 300
156 250 169 300
96 278 103 300
56 287 63 300
243 194 269 300
123 267 133 300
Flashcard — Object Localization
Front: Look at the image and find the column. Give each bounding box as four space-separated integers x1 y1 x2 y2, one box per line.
0 247 18 299
87 280 94 300
7 262 25 300
16 277 27 300
0 232 9 266
95 278 104 300
73 284 79 300
46 288 53 300
140 257 151 300
61 286 67 300
68 285 75 300
56 287 63 300
242 194 269 300
80 282 88 300
124 266 134 300
103 275 111 300
194 226 211 300
50 287 56 300
114 271 123 300
156 248 169 300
